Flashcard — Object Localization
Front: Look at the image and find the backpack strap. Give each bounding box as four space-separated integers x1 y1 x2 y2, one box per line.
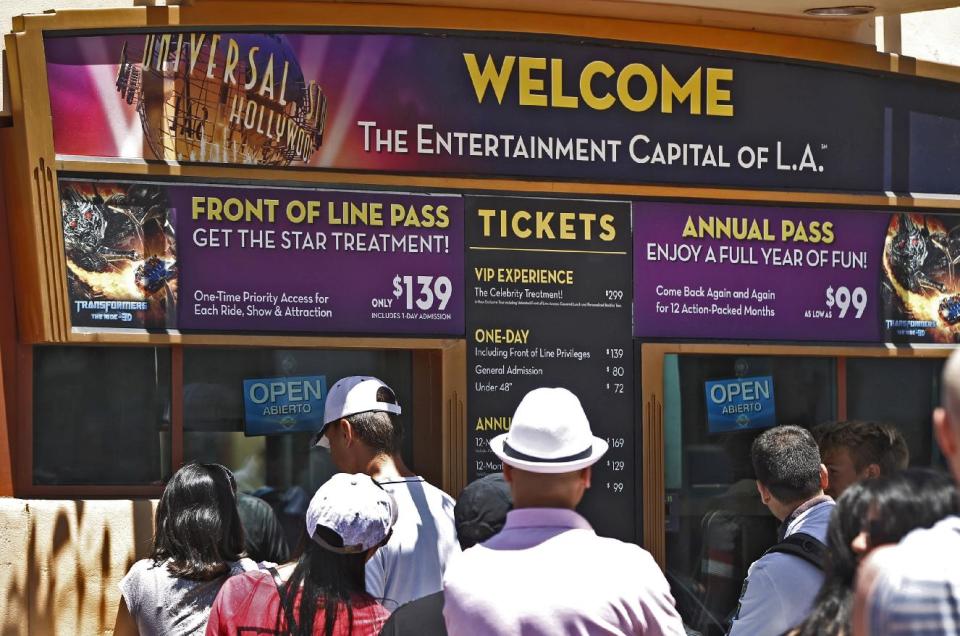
763 532 826 571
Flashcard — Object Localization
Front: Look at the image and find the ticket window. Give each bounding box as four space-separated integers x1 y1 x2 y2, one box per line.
29 343 459 501
182 347 414 497
33 345 172 486
659 352 944 635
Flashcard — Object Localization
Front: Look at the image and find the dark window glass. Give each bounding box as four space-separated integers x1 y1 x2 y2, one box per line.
34 346 171 485
846 358 943 466
182 347 412 500
663 354 836 636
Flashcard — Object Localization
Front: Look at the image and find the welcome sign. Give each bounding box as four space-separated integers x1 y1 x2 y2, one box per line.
44 29 960 195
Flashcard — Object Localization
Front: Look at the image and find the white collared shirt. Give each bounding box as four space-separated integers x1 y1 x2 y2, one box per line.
442 508 685 636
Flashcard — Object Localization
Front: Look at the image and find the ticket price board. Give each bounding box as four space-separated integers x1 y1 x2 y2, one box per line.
466 195 636 541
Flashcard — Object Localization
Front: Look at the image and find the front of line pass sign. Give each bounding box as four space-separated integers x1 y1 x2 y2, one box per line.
705 376 776 433
243 375 327 436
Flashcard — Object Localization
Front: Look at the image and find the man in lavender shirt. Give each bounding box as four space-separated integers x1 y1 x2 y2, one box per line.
442 387 685 636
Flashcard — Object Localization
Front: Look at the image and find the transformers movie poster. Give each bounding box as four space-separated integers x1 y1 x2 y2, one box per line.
61 181 178 329
882 212 960 343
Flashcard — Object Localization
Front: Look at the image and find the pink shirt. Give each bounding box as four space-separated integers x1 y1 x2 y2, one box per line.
442 508 684 636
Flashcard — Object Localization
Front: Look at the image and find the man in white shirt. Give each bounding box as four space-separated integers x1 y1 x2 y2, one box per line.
853 351 960 635
315 375 459 609
728 425 835 636
442 387 684 636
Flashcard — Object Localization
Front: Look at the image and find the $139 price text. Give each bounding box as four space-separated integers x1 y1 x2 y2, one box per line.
387 275 453 311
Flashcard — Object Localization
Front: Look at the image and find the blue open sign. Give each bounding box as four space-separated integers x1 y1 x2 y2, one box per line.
705 375 776 433
243 375 327 436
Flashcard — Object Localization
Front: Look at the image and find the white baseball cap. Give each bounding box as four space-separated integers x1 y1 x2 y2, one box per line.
489 387 608 474
305 472 398 553
313 376 402 448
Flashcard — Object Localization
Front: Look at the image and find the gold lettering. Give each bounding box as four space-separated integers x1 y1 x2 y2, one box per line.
463 53 516 104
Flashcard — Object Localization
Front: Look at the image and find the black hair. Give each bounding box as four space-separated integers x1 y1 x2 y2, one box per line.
751 425 823 504
454 473 513 550
276 527 373 636
858 468 959 547
345 386 402 454
792 468 959 636
815 420 910 475
791 480 870 636
151 462 246 581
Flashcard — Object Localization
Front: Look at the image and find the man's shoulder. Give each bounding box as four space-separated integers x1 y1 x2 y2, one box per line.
477 526 655 567
416 477 456 504
382 477 454 501
871 516 960 581
748 547 823 583
788 498 835 542
579 533 657 562
900 515 960 552
860 523 960 635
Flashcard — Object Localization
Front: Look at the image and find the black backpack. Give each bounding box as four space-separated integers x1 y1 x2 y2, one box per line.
763 532 827 570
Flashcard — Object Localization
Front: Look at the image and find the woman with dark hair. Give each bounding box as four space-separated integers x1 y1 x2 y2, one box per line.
114 463 258 636
206 473 397 636
789 468 959 636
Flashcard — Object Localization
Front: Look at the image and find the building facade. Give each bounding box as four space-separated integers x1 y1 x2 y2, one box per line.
1 0 960 632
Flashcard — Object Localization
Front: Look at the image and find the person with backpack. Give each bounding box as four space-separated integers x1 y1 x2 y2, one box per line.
727 426 835 636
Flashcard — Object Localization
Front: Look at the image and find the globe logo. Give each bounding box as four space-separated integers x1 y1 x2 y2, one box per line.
116 32 326 166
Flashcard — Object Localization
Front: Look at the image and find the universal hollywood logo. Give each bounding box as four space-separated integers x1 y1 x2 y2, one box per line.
116 33 327 166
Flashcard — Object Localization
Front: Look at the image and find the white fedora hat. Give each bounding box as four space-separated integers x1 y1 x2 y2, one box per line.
490 387 608 474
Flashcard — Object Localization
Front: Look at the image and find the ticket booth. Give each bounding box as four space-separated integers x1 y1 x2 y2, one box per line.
2 1 960 633
642 345 947 633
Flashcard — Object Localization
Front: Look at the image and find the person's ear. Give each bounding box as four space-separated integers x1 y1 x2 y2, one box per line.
756 480 772 504
819 463 829 490
935 407 955 453
502 464 514 483
340 418 354 447
582 466 592 490
862 463 881 479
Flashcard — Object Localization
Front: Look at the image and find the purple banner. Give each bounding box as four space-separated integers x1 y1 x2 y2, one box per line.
634 202 888 342
175 186 463 334
44 30 960 195
59 178 463 335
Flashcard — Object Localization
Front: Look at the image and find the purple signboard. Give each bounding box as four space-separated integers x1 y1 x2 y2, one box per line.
59 178 463 335
175 185 463 334
44 30 960 196
634 202 956 343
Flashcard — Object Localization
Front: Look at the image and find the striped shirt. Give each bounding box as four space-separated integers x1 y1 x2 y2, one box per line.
861 516 960 635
